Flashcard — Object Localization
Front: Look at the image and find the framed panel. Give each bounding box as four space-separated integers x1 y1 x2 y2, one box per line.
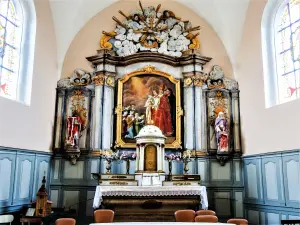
0 152 16 207
243 158 264 204
282 152 300 208
261 156 285 206
13 153 35 205
114 66 183 149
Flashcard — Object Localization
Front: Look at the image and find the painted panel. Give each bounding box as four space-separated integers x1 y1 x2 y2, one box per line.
214 192 231 216
246 163 258 199
50 190 59 208
267 213 280 225
38 160 49 186
234 192 243 218
211 162 231 181
0 158 12 201
248 210 259 225
19 160 32 199
286 159 300 202
234 161 241 182
197 160 206 181
264 161 278 200
53 159 60 180
64 161 84 179
90 160 99 179
260 212 265 225
86 191 95 217
289 215 300 220
63 191 80 213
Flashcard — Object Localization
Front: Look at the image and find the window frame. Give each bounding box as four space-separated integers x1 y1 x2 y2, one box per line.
0 0 36 104
262 0 299 107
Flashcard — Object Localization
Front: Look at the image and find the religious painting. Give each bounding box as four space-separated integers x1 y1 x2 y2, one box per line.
115 66 182 149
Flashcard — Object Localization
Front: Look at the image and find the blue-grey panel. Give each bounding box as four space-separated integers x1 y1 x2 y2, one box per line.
0 152 16 207
267 212 280 225
214 192 231 217
13 153 35 205
211 161 231 181
244 161 258 199
282 153 300 208
247 210 260 225
261 156 285 206
32 155 51 200
197 159 207 182
234 191 244 218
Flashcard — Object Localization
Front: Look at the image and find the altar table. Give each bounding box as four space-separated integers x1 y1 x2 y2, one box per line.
93 186 208 222
91 223 234 225
93 186 208 209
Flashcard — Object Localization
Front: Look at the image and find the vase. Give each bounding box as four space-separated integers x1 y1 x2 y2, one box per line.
106 160 112 174
168 161 172 180
184 160 189 175
126 160 130 174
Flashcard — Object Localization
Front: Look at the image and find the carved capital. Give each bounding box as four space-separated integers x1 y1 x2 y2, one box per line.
93 74 105 86
106 76 115 87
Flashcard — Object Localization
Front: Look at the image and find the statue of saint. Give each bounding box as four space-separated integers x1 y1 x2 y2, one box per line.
215 112 229 152
66 111 82 149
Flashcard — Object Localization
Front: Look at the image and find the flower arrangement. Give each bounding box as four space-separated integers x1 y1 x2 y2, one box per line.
103 150 120 162
165 153 182 162
120 151 137 161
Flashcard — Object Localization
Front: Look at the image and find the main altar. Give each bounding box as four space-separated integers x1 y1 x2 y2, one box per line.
50 1 242 222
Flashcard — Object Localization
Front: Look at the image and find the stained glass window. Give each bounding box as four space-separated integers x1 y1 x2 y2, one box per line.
0 0 23 100
275 0 300 103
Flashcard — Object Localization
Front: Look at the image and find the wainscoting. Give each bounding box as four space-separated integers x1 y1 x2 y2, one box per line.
243 149 300 225
50 154 244 223
0 147 51 214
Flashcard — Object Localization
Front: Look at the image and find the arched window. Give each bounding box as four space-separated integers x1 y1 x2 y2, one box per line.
0 0 36 104
262 0 299 107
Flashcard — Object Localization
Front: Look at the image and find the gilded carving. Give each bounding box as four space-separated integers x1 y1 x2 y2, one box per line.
100 1 201 57
106 76 115 87
93 74 105 86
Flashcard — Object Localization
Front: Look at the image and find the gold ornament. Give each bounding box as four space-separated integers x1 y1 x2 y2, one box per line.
106 76 115 87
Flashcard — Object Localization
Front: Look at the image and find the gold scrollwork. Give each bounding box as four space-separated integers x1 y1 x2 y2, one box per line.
93 74 105 86
184 77 193 87
115 65 183 149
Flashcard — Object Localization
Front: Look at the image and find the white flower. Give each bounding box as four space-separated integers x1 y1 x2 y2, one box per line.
114 41 122 48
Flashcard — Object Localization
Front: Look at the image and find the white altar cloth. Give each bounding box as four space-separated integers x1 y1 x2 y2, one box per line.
93 186 208 209
91 223 233 225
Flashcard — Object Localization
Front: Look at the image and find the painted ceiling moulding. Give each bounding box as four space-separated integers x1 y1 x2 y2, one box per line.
49 0 249 79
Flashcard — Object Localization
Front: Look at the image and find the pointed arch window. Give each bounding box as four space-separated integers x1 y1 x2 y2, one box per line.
275 0 300 104
262 0 299 107
0 0 36 104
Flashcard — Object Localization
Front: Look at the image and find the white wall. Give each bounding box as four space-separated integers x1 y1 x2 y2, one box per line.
0 0 57 151
237 0 300 155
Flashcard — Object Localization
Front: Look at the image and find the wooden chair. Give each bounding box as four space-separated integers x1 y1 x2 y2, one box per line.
94 209 114 223
227 218 248 225
55 218 76 225
0 215 14 225
196 210 216 216
174 210 195 222
281 220 300 225
195 215 218 223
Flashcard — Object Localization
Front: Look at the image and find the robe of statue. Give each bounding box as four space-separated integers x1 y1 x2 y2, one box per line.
154 95 173 136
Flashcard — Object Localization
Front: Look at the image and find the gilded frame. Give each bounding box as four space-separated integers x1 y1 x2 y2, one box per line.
115 66 183 149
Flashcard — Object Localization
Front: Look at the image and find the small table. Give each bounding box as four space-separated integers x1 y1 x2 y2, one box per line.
20 217 43 225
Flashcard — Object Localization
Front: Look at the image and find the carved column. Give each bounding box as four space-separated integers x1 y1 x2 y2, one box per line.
232 90 241 154
101 67 116 150
194 71 207 152
183 71 195 150
92 74 105 149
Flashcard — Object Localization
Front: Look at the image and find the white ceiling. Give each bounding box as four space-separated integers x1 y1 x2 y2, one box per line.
49 0 250 78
